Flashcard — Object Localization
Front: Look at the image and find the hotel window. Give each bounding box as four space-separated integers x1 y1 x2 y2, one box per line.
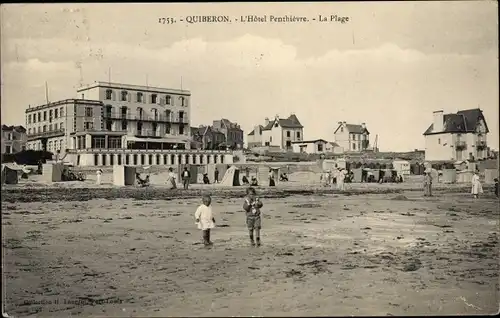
136 107 143 119
166 95 171 105
151 94 157 104
37 112 41 122
33 114 36 123
85 107 93 117
54 109 58 118
60 107 64 117
121 90 128 101
166 123 171 134
59 123 63 130
28 128 32 134
43 111 47 121
108 136 122 149
286 131 291 137
180 96 185 106
49 124 53 131
38 127 41 133
84 122 93 130
49 109 53 118
152 108 158 120
92 136 106 149
179 125 185 135
43 125 47 132
106 89 113 100
28 114 32 124
137 92 143 102
297 131 301 138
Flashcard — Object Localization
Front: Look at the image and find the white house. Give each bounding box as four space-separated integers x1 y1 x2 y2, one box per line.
423 108 489 161
249 114 304 151
292 139 341 154
333 122 370 152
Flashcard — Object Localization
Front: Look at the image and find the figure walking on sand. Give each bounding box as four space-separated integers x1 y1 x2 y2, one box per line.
471 170 483 199
96 168 102 185
182 167 191 190
423 170 433 197
214 168 219 184
166 167 177 189
195 194 216 247
337 168 346 191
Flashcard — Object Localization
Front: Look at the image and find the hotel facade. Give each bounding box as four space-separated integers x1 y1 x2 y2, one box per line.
25 82 233 166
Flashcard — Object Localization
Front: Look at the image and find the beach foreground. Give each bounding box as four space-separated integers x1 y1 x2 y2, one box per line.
2 188 498 316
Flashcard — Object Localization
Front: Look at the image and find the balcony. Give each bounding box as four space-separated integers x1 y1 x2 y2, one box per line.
135 130 162 138
27 128 65 140
104 112 188 124
476 140 487 150
455 140 467 151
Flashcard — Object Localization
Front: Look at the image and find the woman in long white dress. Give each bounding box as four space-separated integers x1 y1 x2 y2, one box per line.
471 171 483 199
166 167 177 189
337 168 346 191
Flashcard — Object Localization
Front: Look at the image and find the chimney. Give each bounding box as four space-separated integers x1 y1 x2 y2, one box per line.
264 117 269 126
338 121 342 125
433 110 444 132
254 125 261 135
361 123 366 129
275 114 280 120
343 121 346 125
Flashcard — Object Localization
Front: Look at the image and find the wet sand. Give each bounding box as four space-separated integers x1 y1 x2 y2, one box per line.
2 187 499 316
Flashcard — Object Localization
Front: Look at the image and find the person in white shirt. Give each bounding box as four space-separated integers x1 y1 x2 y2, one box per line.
195 194 216 246
182 167 191 190
471 170 483 199
96 169 102 185
337 168 346 191
166 167 177 189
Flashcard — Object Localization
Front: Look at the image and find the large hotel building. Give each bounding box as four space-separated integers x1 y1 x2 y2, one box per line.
25 82 233 166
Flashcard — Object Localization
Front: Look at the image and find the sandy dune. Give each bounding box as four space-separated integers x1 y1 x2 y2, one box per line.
2 185 498 316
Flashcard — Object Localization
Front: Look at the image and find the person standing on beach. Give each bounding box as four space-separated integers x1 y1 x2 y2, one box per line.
243 187 263 247
182 167 191 190
195 194 216 246
494 178 498 197
96 169 102 185
471 170 483 199
166 167 177 189
423 170 433 197
337 168 346 191
214 168 219 184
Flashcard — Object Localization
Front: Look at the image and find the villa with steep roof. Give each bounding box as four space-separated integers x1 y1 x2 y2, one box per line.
333 121 370 152
423 108 489 161
247 114 304 151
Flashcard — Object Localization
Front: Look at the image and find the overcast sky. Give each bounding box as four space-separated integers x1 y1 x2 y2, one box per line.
1 2 498 151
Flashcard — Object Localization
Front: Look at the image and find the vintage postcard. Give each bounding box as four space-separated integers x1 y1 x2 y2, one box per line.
1 1 498 317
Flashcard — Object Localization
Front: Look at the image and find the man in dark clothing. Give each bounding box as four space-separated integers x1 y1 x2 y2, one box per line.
182 167 191 190
214 168 219 183
494 178 498 197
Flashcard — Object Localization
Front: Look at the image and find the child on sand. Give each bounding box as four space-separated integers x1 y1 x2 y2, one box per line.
243 187 264 247
195 194 216 246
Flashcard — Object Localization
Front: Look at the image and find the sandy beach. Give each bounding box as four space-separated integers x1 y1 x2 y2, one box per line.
2 181 498 317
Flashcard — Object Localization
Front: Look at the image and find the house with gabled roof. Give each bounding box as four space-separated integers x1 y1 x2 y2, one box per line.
423 108 489 161
334 121 370 152
1 125 27 154
212 118 244 150
190 125 226 150
250 114 304 151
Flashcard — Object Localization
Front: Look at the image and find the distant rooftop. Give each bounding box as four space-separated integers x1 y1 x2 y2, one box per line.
76 81 191 95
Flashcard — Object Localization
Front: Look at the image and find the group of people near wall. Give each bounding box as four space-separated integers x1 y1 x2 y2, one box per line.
423 169 498 198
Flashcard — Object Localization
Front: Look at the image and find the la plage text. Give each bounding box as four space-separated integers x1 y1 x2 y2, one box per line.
158 15 350 25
